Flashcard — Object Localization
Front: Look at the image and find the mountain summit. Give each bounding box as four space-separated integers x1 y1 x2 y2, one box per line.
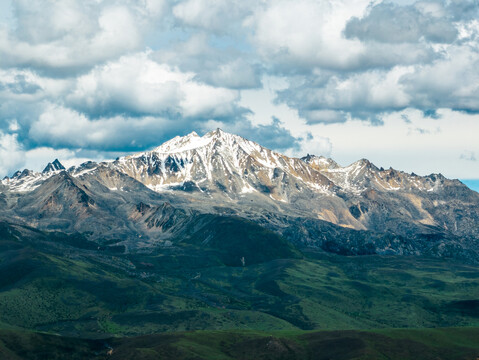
115 128 333 198
42 159 65 173
1 129 478 263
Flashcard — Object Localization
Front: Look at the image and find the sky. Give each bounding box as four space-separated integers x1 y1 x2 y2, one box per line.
0 0 478 191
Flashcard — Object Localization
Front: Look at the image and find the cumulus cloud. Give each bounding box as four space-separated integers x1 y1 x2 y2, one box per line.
244 0 479 124
250 0 367 72
249 0 437 73
344 2 458 44
66 51 247 120
0 74 41 95
277 66 412 123
153 33 262 90
0 132 24 176
288 51 478 122
200 58 262 90
401 46 479 112
244 117 300 152
277 43 479 123
0 51 251 155
173 0 253 34
28 104 209 151
439 0 479 22
0 0 167 75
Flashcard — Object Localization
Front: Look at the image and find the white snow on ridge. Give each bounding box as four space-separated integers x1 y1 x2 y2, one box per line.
153 131 213 154
71 167 97 178
146 182 184 192
1 171 59 192
124 129 281 163
241 182 257 194
2 129 446 200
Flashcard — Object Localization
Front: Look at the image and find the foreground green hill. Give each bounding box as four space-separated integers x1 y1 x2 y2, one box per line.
1 328 479 360
0 220 478 338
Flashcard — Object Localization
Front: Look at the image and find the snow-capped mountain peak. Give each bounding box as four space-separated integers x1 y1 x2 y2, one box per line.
2 129 477 246
0 159 67 193
135 129 261 158
111 129 333 198
1 130 456 202
151 131 205 154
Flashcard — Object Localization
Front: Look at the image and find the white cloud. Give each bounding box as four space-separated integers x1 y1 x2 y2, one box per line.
27 100 247 152
153 33 262 89
28 104 169 150
286 133 333 158
0 132 24 176
246 0 479 126
204 59 262 89
345 1 458 44
403 46 479 111
279 66 413 122
249 0 431 72
301 110 349 124
0 0 167 74
8 119 19 131
276 43 479 123
173 0 253 33
0 135 102 176
251 0 366 71
67 52 243 119
0 68 72 102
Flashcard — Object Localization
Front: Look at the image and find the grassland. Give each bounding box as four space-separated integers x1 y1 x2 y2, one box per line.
1 327 479 359
1 223 479 336
0 221 478 358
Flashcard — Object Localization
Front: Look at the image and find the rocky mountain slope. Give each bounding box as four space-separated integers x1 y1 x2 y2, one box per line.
1 129 478 262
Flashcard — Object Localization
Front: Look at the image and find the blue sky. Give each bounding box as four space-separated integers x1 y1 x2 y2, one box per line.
462 180 479 193
0 0 478 191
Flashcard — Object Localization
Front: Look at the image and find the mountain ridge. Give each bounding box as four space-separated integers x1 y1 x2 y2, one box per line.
1 129 478 263
3 129 466 195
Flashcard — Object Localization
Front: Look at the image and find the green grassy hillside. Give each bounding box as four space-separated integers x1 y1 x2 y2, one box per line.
1 328 479 360
1 219 479 358
0 220 478 337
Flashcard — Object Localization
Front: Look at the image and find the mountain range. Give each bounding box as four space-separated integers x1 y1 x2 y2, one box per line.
1 129 479 358
1 128 479 263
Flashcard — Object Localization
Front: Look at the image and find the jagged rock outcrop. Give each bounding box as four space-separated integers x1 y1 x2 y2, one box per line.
43 159 65 173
